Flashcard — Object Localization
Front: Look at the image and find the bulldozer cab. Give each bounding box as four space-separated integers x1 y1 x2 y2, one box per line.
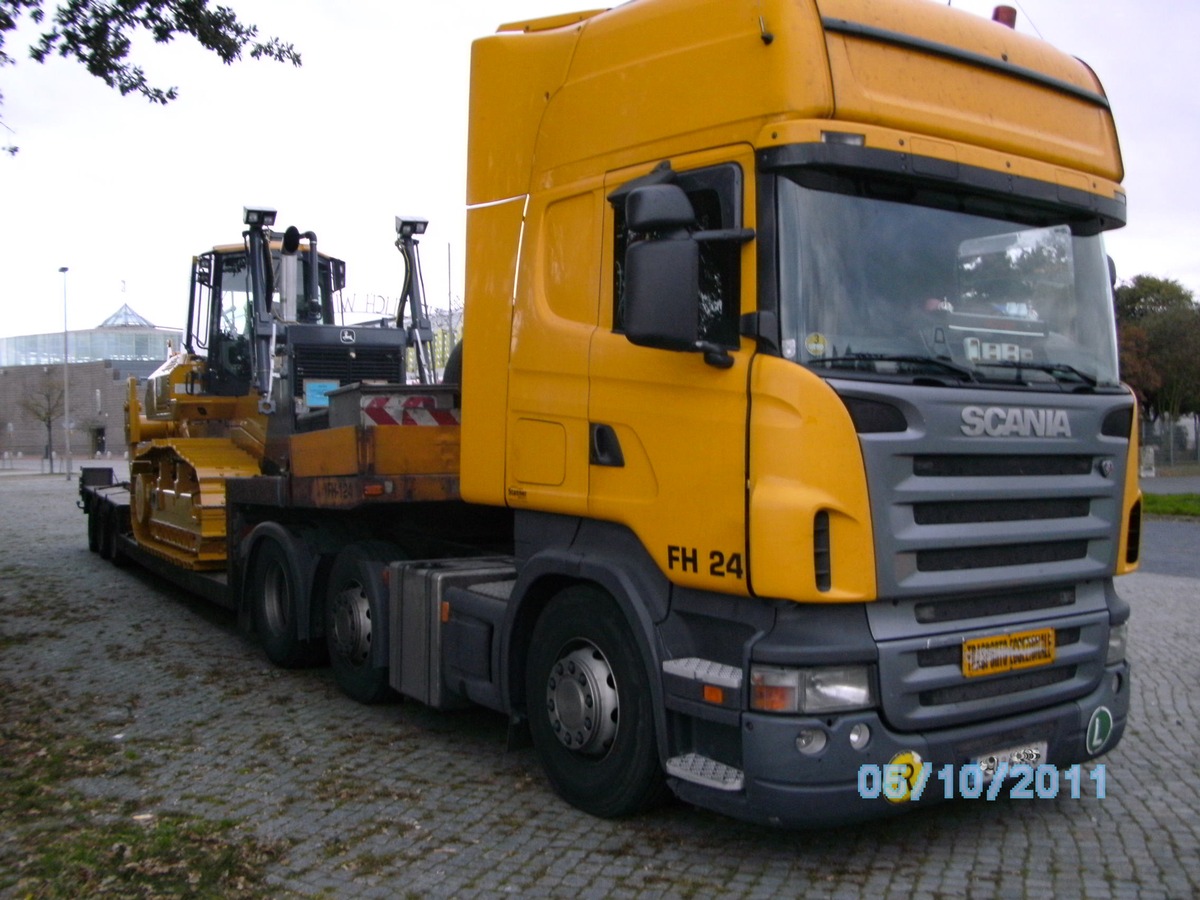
186 224 347 399
189 249 253 396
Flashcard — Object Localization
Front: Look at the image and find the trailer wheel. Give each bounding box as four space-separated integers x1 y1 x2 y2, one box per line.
97 502 113 561
251 538 321 668
325 542 397 704
525 585 667 818
87 502 102 553
95 511 127 566
106 511 129 566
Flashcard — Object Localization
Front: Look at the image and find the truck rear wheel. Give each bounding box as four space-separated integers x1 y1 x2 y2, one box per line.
325 542 397 704
251 537 321 668
525 585 667 818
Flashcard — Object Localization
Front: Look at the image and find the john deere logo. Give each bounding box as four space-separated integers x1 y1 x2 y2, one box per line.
1086 706 1113 754
339 329 356 344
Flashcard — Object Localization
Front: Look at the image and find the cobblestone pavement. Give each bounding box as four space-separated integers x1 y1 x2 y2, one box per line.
1 473 1198 898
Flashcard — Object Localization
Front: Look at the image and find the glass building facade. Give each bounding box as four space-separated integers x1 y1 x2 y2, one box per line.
0 304 181 367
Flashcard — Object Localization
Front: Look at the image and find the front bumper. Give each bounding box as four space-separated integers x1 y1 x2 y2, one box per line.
668 660 1129 828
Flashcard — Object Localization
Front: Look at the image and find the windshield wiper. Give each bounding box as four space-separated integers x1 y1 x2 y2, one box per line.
977 360 1098 388
811 353 978 382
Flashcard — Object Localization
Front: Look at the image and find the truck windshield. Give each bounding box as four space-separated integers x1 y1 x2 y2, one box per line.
776 173 1121 389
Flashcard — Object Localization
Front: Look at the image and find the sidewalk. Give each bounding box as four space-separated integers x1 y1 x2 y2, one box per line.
1141 474 1200 495
0 453 129 480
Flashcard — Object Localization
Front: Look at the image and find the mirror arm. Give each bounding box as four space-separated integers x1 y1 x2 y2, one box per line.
696 341 735 369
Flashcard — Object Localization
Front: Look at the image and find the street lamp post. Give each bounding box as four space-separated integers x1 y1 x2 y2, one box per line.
59 266 71 480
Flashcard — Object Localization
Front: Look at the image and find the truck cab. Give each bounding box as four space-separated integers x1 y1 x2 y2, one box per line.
458 0 1136 825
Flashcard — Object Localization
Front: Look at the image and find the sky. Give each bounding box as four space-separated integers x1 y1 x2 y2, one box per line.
2 0 1198 340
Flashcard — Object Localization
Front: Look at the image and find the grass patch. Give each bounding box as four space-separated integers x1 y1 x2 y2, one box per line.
11 814 285 898
0 680 286 898
1142 493 1200 517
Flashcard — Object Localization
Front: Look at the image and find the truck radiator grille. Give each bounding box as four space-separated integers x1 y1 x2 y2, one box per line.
913 455 1092 477
916 540 1087 572
914 586 1076 624
882 445 1116 592
849 386 1133 732
914 497 1088 525
919 666 1075 706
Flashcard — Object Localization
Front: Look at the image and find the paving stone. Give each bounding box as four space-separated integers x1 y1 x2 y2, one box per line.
2 474 1198 897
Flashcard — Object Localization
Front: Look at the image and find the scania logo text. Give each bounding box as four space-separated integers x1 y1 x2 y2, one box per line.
961 406 1071 438
339 329 356 345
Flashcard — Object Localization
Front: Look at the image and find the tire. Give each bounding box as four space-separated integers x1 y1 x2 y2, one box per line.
251 537 322 668
95 504 112 561
325 542 397 704
441 340 463 385
525 585 668 818
103 506 128 567
88 502 102 554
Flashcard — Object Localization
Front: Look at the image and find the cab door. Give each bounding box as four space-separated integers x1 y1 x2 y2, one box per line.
588 150 757 596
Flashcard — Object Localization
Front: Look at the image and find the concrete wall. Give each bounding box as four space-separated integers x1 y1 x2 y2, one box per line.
0 360 139 461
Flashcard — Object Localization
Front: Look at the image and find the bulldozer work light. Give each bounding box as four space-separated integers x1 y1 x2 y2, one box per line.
244 207 277 227
395 217 428 239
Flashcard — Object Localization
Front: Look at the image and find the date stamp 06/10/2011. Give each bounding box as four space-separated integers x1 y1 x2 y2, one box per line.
858 753 1108 804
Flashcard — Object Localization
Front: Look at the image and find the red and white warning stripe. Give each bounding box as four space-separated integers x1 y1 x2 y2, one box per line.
363 395 461 427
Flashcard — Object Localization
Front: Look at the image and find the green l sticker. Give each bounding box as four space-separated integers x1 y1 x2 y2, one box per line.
1086 706 1113 754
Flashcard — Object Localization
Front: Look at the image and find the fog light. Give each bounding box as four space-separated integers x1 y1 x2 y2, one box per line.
795 728 827 756
849 723 871 750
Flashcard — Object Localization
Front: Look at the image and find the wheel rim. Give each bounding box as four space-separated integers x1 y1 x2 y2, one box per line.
262 558 292 631
545 641 619 756
329 581 372 667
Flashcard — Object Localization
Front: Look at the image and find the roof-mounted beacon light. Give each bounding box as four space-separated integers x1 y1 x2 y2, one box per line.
992 6 1017 28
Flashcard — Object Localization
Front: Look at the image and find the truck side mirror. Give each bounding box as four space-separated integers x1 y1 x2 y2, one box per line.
621 185 701 351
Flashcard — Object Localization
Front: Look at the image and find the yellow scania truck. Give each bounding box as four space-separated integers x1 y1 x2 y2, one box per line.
82 0 1138 827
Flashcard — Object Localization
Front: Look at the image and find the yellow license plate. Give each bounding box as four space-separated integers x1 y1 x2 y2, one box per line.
962 628 1056 678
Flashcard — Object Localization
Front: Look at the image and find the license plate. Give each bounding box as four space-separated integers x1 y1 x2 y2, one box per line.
962 627 1055 678
971 741 1048 780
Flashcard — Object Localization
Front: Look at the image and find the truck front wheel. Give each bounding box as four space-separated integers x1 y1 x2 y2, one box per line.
325 543 396 704
525 585 668 818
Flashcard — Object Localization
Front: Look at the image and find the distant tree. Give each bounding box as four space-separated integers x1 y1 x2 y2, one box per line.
1144 305 1200 423
1 0 300 154
1117 322 1160 410
18 372 64 472
1115 276 1198 412
1114 274 1194 324
1114 275 1200 461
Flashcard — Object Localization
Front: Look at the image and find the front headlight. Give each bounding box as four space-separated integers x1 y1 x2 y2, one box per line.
1106 622 1128 665
750 664 876 714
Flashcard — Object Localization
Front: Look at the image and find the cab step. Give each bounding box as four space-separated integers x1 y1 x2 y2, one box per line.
665 753 745 792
